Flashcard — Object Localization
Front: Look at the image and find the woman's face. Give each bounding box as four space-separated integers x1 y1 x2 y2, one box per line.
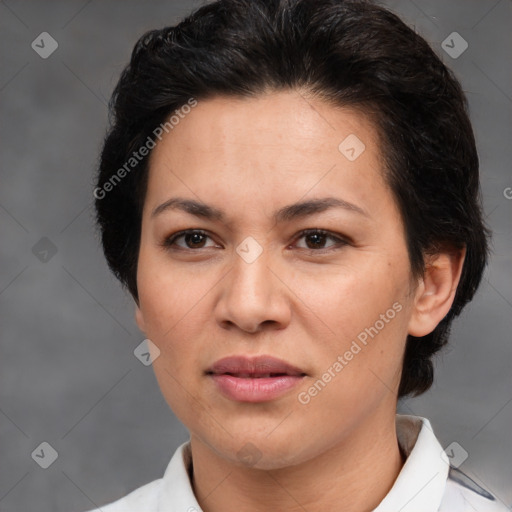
135 91 420 469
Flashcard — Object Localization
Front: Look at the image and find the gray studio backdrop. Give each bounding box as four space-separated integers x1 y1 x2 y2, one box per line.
1 1 511 511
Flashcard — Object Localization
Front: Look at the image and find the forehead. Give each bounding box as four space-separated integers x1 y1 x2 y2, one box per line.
150 91 381 157
144 91 392 223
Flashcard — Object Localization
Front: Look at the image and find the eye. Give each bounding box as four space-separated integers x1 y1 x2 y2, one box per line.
292 229 349 251
161 228 349 252
162 229 218 250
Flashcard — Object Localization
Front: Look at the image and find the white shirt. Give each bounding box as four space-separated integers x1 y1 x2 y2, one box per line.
84 415 507 512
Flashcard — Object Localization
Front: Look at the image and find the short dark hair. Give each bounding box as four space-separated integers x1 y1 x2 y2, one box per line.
94 0 491 398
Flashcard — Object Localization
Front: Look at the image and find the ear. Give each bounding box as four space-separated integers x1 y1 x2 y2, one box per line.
407 246 466 337
135 303 146 333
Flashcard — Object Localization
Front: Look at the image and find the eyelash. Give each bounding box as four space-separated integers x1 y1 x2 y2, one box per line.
161 228 349 253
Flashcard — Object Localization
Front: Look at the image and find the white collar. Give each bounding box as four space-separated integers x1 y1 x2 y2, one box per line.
157 414 449 512
372 414 449 511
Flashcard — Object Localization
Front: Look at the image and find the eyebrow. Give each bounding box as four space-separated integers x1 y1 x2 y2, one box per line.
151 196 369 222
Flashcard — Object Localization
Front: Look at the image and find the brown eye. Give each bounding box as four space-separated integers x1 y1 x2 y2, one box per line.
294 229 348 251
303 232 329 249
163 230 216 250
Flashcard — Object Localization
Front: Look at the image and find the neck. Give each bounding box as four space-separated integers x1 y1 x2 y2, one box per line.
189 410 404 512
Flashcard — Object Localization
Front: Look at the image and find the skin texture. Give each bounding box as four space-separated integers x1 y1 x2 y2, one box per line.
135 90 465 512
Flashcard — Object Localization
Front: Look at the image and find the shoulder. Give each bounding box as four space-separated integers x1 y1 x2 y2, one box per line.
79 440 195 512
439 466 510 512
81 478 162 512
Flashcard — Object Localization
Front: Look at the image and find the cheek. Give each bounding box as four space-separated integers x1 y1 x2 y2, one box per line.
136 252 217 403
297 258 410 385
150 357 206 432
296 257 406 333
137 248 210 337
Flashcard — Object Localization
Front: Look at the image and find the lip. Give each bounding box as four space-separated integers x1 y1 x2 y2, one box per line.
206 355 307 403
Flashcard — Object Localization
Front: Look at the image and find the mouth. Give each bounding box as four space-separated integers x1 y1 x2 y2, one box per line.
206 354 307 378
206 355 307 402
208 372 302 378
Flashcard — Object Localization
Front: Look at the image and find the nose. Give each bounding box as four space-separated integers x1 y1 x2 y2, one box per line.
215 246 291 334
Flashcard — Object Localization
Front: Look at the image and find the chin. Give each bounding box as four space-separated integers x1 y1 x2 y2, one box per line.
205 429 312 470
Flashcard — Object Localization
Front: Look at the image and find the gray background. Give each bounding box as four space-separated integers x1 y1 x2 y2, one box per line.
0 1 511 511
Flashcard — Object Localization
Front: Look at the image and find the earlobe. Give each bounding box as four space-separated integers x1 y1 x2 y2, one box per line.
407 247 466 337
135 303 146 332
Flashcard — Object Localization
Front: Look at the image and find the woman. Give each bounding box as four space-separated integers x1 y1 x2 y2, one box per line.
90 0 506 510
